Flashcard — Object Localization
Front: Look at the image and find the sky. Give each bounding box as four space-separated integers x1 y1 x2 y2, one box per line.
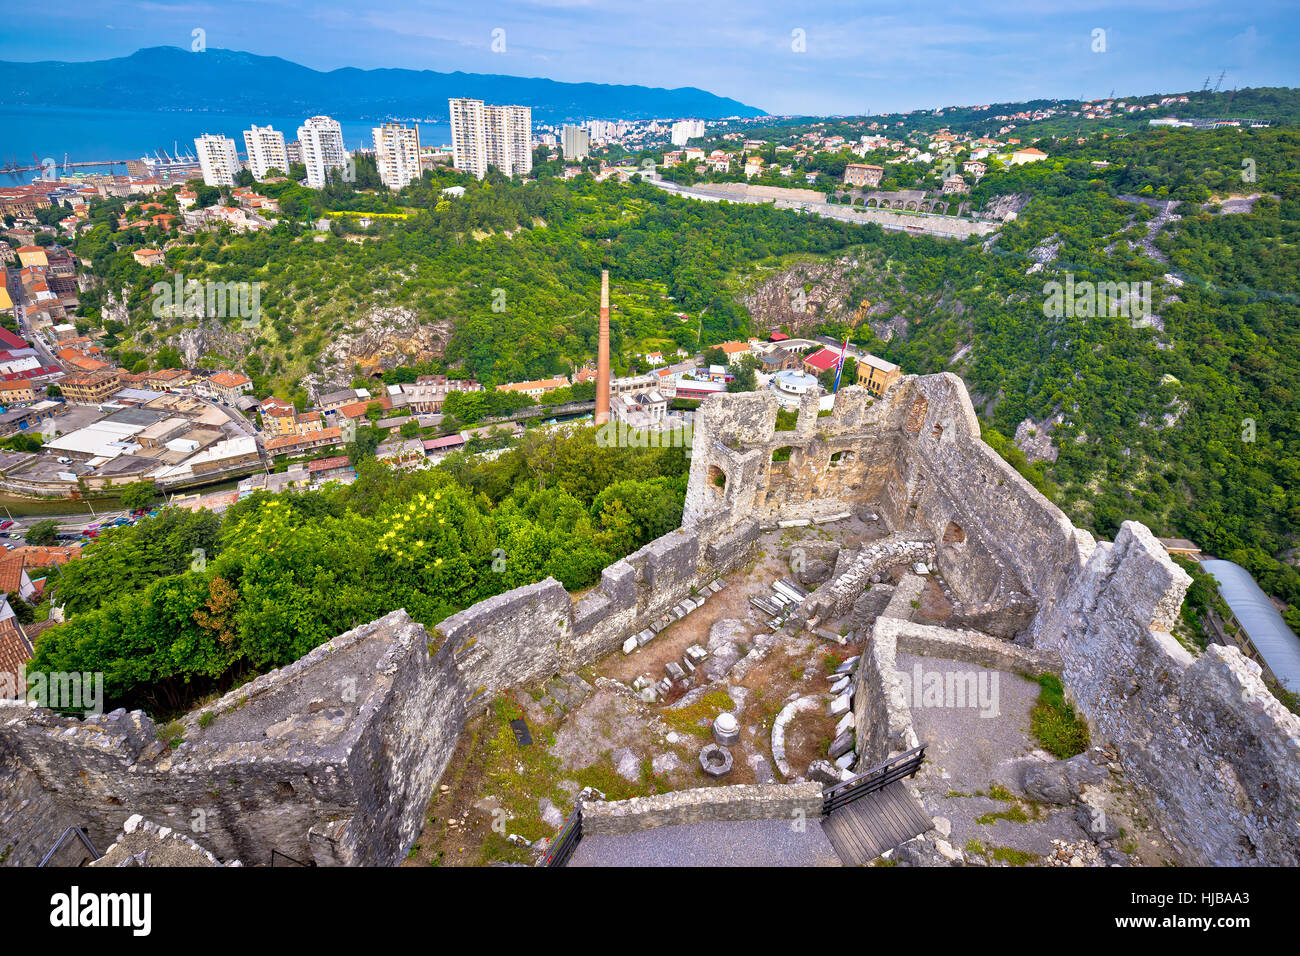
2 0 1298 116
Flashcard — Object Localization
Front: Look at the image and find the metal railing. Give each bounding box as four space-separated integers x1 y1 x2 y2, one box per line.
822 744 927 815
39 826 99 867
270 848 314 867
542 803 583 868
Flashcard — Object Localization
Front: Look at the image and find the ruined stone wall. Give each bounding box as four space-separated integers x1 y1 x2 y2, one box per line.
0 611 464 867
685 387 903 532
1 509 761 868
0 749 82 867
883 375 1087 623
343 617 466 866
6 374 1297 868
684 377 1084 637
1034 522 1300 866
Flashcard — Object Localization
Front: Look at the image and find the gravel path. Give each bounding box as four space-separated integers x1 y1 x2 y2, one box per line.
569 818 842 867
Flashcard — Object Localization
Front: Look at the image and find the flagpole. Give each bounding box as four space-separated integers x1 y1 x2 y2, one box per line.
832 336 849 394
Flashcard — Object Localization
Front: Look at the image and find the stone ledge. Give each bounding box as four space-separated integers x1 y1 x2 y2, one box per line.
879 617 1061 675
581 782 823 835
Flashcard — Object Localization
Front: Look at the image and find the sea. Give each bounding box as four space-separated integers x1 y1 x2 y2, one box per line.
1 105 453 186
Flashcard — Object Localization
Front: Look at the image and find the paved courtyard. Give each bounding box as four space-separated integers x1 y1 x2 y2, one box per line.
570 818 841 867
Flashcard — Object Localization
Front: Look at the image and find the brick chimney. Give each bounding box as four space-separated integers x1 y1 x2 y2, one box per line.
594 269 611 425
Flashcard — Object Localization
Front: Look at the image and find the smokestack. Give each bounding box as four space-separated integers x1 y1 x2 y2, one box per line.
594 269 611 425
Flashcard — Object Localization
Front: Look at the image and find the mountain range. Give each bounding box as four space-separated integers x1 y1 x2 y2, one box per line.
0 46 765 123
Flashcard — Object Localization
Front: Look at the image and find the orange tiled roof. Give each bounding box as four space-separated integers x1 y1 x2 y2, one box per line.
264 426 343 452
0 616 32 696
209 370 251 389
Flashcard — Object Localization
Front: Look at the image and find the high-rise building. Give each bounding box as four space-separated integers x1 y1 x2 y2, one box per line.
449 98 533 179
562 125 590 161
285 141 303 166
372 123 422 190
242 125 288 181
194 133 241 187
297 116 347 189
670 119 706 146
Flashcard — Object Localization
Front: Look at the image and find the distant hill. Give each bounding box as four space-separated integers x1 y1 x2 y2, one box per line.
0 46 765 123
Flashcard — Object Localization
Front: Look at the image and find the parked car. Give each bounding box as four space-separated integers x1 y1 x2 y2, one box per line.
0 520 12 530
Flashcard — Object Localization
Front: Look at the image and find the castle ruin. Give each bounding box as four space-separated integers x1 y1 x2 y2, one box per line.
3 373 1297 867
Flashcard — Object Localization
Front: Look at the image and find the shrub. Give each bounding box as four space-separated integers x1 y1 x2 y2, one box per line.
1030 673 1090 758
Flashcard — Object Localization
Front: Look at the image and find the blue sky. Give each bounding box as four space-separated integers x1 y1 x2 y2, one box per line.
2 0 1297 115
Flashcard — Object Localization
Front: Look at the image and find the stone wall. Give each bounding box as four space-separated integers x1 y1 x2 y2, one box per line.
1034 522 1300 866
5 373 1298 868
0 611 464 867
889 618 1060 676
2 510 761 868
581 782 823 835
684 377 1081 637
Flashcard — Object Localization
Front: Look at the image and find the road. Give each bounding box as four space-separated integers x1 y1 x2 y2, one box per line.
650 178 996 239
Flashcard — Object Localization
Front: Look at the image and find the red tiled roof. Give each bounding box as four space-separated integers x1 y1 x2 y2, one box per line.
209 370 251 389
0 616 32 697
803 347 842 372
0 558 28 596
306 455 350 473
336 396 393 419
264 426 342 452
7 545 80 568
423 435 465 451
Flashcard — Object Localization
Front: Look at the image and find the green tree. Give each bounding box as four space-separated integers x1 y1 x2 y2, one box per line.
26 519 60 546
119 481 157 511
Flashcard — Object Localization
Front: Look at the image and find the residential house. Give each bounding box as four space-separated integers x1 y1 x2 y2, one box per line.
0 379 36 404
204 370 252 403
144 368 194 392
856 353 902 397
133 248 166 267
843 163 884 188
1008 147 1048 166
496 377 567 399
61 369 122 405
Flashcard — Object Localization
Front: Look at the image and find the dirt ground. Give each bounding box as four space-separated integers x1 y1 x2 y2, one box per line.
405 520 878 864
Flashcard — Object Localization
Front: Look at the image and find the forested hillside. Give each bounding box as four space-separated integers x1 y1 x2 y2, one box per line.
804 126 1300 628
57 119 1300 665
72 168 871 400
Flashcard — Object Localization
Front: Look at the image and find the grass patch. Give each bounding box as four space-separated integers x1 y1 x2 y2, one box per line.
476 831 527 866
1030 674 1090 758
661 690 737 739
990 845 1039 866
975 805 1031 825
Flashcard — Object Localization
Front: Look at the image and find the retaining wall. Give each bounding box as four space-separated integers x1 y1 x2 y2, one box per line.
581 782 823 835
